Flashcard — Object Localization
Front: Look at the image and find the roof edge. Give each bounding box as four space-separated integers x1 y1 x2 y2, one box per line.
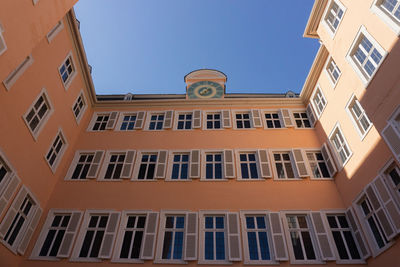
303 0 328 39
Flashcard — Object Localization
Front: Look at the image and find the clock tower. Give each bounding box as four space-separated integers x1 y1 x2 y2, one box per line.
185 69 227 99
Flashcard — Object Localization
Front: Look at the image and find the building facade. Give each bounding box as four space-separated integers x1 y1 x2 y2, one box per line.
0 0 400 266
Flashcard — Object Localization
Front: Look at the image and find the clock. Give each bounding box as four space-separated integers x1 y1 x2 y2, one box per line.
187 81 224 99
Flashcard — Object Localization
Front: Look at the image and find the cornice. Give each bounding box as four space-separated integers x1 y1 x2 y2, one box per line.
93 97 304 109
300 44 329 103
303 0 328 39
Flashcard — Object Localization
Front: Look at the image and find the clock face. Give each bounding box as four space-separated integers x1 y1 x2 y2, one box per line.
187 81 224 99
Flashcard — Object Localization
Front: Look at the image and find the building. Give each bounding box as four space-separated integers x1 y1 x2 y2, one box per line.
0 0 400 266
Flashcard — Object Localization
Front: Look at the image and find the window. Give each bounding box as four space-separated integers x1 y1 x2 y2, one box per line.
382 106 400 161
176 113 192 130
24 89 53 139
292 112 312 128
263 112 282 129
2 55 33 90
346 26 387 85
0 186 41 255
330 124 352 166
325 214 362 262
242 214 273 264
326 57 341 85
104 153 125 180
384 163 400 196
205 112 221 130
170 153 189 180
235 112 252 129
149 114 164 130
116 111 146 131
311 86 327 118
284 214 319 264
114 214 146 261
358 196 389 250
371 0 400 34
0 21 6 56
346 96 372 139
205 153 223 180
58 53 76 89
137 153 157 180
160 215 185 261
239 152 259 179
46 130 67 172
273 152 296 179
71 153 95 180
121 115 137 130
31 210 83 260
72 211 120 261
0 151 13 191
88 112 119 131
323 0 346 36
72 92 87 123
306 151 330 179
98 150 135 180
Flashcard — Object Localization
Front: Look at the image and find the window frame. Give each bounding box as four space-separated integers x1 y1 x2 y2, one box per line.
132 150 160 181
291 110 313 129
345 94 373 140
346 26 388 86
324 56 342 88
166 150 191 181
64 150 104 181
261 109 284 130
270 150 300 180
0 148 16 197
321 0 347 38
23 88 54 141
329 123 353 168
239 210 277 265
174 111 194 130
45 128 68 173
371 0 400 35
198 210 231 265
71 90 87 124
305 149 333 180
311 85 327 119
280 211 323 265
115 112 139 131
154 210 190 264
144 111 167 131
97 150 135 181
235 150 263 180
202 110 223 130
58 51 76 90
232 110 254 130
320 210 366 264
87 111 119 132
379 159 400 206
201 149 227 181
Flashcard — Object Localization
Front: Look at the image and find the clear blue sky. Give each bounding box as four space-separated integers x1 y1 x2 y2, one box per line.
74 0 319 95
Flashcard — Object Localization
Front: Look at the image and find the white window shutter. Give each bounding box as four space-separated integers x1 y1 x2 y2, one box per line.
321 143 337 177
140 212 159 260
291 149 309 177
310 212 335 261
121 150 136 179
193 110 201 129
0 174 20 216
163 110 173 129
251 109 262 128
373 176 400 234
155 150 168 179
227 212 242 261
268 212 288 261
190 150 200 178
279 109 294 128
345 207 370 260
105 112 119 129
365 185 396 240
99 212 120 259
134 111 146 129
87 150 105 178
18 206 42 255
0 186 27 238
57 211 83 258
306 103 317 126
184 212 198 260
223 150 235 178
222 110 232 128
257 149 271 178
381 124 400 160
